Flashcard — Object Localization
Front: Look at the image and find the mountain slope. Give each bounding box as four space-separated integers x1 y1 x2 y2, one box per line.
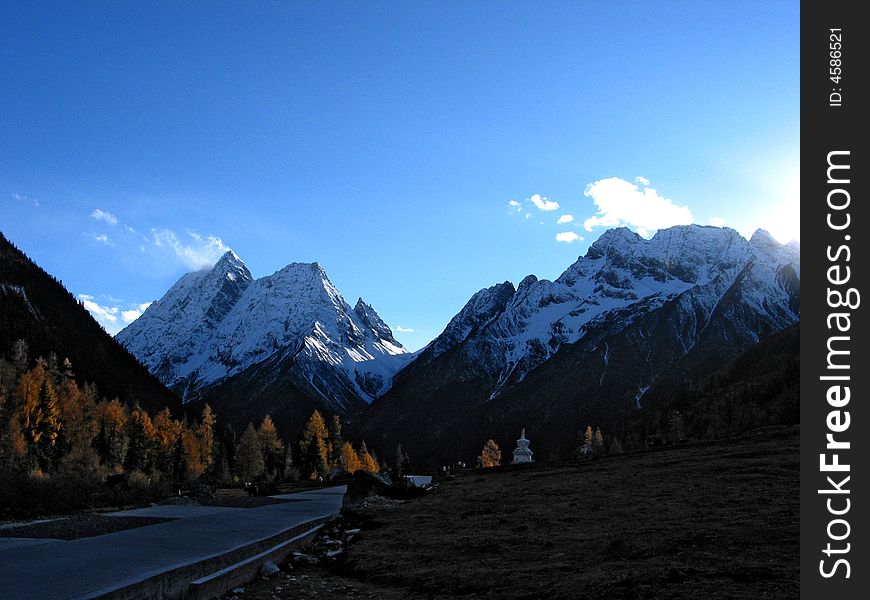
361 225 799 467
117 251 410 431
0 232 180 414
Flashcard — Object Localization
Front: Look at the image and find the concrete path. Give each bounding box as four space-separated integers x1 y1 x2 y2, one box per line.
0 486 345 600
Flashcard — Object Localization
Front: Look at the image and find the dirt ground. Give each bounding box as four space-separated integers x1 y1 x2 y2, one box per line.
231 425 799 600
0 514 172 540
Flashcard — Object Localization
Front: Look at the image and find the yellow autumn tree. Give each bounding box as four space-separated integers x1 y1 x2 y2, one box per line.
258 414 284 481
96 398 129 471
16 362 62 471
152 407 182 476
299 410 330 479
358 441 379 473
340 441 362 474
478 439 501 468
198 404 217 471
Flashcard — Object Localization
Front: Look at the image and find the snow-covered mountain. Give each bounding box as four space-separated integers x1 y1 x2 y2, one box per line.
116 251 410 414
399 225 799 401
365 225 800 466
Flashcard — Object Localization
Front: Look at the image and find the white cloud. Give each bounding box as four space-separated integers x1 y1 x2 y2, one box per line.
557 214 574 224
529 193 559 212
121 302 152 324
708 216 727 227
151 229 229 270
394 325 415 333
12 193 40 207
555 231 582 243
583 177 693 236
91 208 118 225
635 176 651 186
79 294 119 325
507 200 522 213
93 233 112 245
79 295 151 334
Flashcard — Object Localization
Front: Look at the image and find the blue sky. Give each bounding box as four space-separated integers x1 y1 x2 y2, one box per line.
1 1 799 350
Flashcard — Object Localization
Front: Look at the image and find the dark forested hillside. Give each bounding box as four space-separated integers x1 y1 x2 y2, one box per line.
0 232 180 414
360 324 799 470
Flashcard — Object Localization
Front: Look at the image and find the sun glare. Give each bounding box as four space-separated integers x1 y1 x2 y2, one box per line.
754 165 800 244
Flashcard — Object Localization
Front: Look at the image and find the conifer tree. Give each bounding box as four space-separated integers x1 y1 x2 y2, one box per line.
12 338 29 375
125 404 155 473
198 404 217 472
181 428 204 480
582 425 594 456
478 439 501 468
394 443 411 478
0 386 27 469
152 407 181 476
593 427 605 453
235 423 265 481
96 399 129 470
56 373 98 475
328 414 343 471
666 409 685 444
16 362 61 470
258 415 284 481
341 441 362 474
358 441 379 473
299 410 330 478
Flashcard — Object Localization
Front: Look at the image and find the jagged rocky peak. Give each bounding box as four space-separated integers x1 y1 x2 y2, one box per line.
453 281 516 328
749 228 778 246
401 223 802 403
584 227 641 259
213 249 251 278
420 281 516 362
354 298 398 344
117 251 408 410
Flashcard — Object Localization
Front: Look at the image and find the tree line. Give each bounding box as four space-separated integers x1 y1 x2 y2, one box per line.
0 340 381 516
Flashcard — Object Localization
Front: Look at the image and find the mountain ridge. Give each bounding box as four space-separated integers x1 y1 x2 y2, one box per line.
360 224 799 467
117 251 410 424
0 231 181 414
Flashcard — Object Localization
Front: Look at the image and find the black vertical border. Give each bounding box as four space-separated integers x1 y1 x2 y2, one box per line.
801 2 867 597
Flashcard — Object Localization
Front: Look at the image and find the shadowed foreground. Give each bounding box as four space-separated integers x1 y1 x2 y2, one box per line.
242 425 798 600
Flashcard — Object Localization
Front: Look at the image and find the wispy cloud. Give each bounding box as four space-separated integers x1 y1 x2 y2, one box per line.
583 177 693 238
529 193 559 212
557 214 574 224
151 229 229 270
91 208 118 225
555 231 582 243
92 233 113 245
121 302 152 324
394 325 415 333
507 199 522 213
79 295 151 335
12 193 40 207
708 216 727 227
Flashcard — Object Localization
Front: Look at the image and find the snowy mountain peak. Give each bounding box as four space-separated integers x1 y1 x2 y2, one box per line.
413 280 516 366
354 298 398 345
117 256 408 409
411 224 800 400
209 249 253 282
585 226 642 257
749 228 780 247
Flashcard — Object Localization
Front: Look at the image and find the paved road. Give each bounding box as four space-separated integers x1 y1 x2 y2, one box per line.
0 486 345 600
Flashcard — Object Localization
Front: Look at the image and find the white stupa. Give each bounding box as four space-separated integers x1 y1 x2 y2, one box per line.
512 428 533 464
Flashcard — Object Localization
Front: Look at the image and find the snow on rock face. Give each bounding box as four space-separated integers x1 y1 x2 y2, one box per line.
413 224 800 397
116 252 408 405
